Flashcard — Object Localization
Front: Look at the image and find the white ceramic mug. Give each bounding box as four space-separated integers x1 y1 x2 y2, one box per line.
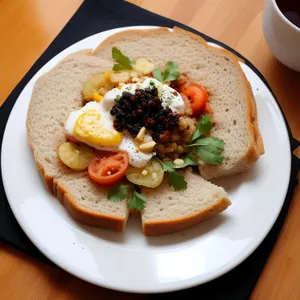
262 0 300 71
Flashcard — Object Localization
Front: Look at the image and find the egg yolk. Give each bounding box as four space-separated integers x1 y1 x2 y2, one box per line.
73 109 123 146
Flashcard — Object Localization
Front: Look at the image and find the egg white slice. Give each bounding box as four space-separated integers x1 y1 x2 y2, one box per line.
65 101 155 168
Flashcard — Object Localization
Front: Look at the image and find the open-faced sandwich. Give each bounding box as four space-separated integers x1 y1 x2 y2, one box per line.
26 27 264 235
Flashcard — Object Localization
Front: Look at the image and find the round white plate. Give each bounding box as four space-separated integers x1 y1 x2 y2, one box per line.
1 26 291 293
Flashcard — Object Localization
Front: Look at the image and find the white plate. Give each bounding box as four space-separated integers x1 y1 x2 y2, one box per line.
1 26 291 293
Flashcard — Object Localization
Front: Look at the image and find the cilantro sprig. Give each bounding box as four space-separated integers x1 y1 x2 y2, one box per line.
153 61 181 83
158 159 187 191
128 190 147 211
188 114 225 165
107 184 147 211
108 185 131 202
112 47 132 71
191 114 213 141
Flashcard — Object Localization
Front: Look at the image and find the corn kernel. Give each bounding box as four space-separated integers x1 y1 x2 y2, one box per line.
92 92 104 102
139 141 156 152
135 127 146 142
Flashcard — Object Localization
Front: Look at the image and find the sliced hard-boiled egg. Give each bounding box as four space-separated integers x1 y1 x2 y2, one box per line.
73 109 123 147
65 101 155 168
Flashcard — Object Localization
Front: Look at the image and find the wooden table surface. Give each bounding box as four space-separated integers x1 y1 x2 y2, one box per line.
0 0 299 299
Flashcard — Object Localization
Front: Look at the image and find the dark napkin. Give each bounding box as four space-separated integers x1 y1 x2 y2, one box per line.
0 0 299 298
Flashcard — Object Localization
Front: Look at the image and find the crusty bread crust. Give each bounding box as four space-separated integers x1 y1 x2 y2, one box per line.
143 197 231 236
92 27 171 55
56 181 127 232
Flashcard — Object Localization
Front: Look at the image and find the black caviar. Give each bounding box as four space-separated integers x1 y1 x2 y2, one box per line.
110 87 179 141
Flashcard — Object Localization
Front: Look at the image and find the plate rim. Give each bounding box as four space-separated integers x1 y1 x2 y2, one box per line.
1 25 292 293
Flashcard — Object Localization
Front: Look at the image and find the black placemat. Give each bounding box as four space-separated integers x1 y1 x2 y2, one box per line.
0 0 299 298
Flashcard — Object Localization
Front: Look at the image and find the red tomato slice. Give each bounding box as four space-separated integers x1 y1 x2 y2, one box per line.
180 84 209 118
88 151 129 185
67 135 81 143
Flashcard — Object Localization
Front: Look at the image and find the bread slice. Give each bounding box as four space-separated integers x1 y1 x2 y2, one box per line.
141 169 231 236
92 27 264 180
26 51 129 232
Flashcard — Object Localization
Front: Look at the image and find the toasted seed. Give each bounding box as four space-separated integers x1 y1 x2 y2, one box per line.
173 158 184 166
139 141 156 152
136 127 146 142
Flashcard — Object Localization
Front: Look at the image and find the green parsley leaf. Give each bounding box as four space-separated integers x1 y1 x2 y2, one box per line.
160 160 174 173
113 64 129 71
193 146 224 165
112 47 132 71
128 190 148 211
152 68 163 82
108 185 131 202
188 137 224 149
163 61 181 82
164 154 199 169
168 171 187 191
152 61 181 83
158 159 188 190
191 114 213 141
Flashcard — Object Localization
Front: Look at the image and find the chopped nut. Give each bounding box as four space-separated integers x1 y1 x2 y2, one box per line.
173 158 184 166
135 127 146 142
132 77 140 83
139 141 156 152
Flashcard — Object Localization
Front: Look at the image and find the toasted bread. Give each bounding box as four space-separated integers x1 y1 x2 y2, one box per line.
92 27 264 179
26 51 129 232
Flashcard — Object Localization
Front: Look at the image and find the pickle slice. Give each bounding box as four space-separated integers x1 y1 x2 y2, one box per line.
58 142 93 171
126 159 164 188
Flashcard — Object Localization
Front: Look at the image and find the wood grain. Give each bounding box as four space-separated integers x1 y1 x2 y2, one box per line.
0 0 299 299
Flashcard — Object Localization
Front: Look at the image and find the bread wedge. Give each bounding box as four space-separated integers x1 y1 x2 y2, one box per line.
141 169 231 236
26 51 129 232
92 27 264 180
